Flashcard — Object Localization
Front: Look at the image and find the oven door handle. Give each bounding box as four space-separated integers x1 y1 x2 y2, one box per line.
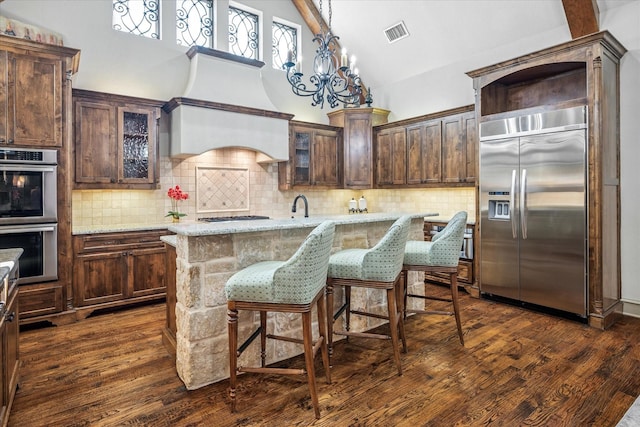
0 165 56 173
0 225 56 234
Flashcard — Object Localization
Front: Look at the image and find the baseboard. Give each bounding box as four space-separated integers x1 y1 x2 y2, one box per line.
622 299 640 318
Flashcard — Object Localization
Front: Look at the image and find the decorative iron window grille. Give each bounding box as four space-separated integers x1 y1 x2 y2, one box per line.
176 0 214 47
112 0 160 39
228 4 260 60
272 20 298 71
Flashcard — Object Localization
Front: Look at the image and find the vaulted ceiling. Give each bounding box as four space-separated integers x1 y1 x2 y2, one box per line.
291 0 632 90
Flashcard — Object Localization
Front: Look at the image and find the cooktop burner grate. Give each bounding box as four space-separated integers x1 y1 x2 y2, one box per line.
197 215 270 223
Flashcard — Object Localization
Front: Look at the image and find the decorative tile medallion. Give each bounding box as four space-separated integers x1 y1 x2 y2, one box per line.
196 166 249 213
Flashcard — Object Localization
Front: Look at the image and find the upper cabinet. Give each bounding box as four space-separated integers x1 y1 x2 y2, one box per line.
73 90 163 189
278 121 343 189
373 106 475 188
0 35 79 148
328 108 390 189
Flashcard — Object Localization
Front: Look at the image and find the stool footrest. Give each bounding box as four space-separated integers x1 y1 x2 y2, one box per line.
239 366 306 376
407 293 452 303
406 308 453 316
350 309 390 321
334 330 391 340
267 333 303 345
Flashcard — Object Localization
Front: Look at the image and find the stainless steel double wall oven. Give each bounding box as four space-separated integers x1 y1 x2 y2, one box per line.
0 148 58 284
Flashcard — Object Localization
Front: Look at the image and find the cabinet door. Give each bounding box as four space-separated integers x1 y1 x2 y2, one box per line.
310 130 340 187
464 112 477 182
407 120 442 184
4 52 63 147
442 115 465 183
390 128 406 185
375 130 393 185
344 113 373 188
292 128 311 186
117 106 157 185
127 246 167 298
74 252 127 306
4 290 18 408
75 100 117 184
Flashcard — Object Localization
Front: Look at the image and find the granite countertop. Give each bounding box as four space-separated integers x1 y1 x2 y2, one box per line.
167 212 438 237
0 248 23 283
425 215 476 225
160 235 177 247
72 223 170 235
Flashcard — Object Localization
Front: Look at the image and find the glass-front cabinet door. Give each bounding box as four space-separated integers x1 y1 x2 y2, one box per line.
118 107 155 184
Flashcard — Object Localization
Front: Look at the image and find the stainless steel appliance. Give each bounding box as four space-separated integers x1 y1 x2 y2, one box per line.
0 148 58 284
479 106 587 316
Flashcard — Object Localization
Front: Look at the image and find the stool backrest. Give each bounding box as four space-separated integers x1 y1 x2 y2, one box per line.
362 215 411 282
273 221 336 304
429 211 468 267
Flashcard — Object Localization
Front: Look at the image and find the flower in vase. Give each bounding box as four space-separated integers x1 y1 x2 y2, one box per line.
167 185 189 220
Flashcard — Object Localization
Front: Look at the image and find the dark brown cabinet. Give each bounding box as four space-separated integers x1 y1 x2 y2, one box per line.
0 36 79 148
373 106 475 188
328 108 391 189
375 127 406 186
73 230 170 319
406 120 441 184
73 90 163 189
279 121 342 189
0 278 18 427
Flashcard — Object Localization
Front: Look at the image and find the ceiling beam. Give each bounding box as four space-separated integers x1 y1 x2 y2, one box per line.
561 0 599 39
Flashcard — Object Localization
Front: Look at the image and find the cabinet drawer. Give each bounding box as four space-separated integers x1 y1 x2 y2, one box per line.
74 230 171 254
18 284 65 318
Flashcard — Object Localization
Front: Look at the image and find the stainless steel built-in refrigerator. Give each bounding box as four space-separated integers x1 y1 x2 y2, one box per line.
479 106 587 316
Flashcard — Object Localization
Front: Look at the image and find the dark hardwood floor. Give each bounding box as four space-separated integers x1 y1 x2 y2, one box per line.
9 288 640 426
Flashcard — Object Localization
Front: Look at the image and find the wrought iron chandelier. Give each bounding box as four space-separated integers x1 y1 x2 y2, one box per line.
284 0 362 109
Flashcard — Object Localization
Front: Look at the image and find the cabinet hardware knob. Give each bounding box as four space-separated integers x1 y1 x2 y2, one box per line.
6 312 15 322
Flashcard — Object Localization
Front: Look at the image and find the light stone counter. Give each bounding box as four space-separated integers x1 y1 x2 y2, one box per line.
168 212 436 390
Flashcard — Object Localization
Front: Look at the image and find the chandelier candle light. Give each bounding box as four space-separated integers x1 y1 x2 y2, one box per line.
284 0 363 109
167 185 188 222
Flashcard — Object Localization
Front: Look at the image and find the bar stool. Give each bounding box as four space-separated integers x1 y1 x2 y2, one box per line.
402 211 468 345
326 215 411 376
225 221 335 419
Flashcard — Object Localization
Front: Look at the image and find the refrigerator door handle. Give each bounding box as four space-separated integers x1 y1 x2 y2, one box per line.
521 168 528 239
510 169 517 239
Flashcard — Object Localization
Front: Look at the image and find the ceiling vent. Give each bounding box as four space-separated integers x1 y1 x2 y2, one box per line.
384 21 409 43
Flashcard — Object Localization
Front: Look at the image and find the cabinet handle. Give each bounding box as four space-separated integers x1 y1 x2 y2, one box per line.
0 138 4 143
8 139 13 144
6 312 15 322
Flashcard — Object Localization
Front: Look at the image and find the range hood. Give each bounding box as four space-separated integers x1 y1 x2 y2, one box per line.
165 47 293 162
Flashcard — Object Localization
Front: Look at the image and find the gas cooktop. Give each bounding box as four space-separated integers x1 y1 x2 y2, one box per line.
198 215 270 223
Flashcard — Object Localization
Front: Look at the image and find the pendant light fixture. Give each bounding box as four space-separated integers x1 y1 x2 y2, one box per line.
283 0 362 109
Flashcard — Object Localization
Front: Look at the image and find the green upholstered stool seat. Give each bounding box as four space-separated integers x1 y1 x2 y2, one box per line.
402 211 468 345
225 220 335 419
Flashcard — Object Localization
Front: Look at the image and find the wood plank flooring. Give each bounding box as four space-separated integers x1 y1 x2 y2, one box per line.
9 289 640 426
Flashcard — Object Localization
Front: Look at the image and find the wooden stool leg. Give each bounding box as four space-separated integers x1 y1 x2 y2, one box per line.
227 305 239 413
386 288 403 376
302 311 321 419
395 276 407 353
326 279 334 359
402 270 409 321
260 311 267 367
450 273 464 346
316 293 331 384
344 285 351 336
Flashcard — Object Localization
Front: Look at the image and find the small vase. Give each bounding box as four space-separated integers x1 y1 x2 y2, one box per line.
172 216 180 223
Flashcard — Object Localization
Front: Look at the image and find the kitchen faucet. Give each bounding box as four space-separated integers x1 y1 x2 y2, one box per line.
291 194 309 218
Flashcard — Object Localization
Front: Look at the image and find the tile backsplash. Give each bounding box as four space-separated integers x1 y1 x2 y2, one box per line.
71 148 476 229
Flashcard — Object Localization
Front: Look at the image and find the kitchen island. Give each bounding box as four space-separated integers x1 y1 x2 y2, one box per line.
166 212 435 389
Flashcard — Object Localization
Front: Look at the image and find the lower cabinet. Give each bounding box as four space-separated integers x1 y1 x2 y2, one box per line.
0 284 19 427
162 243 177 358
73 230 170 318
